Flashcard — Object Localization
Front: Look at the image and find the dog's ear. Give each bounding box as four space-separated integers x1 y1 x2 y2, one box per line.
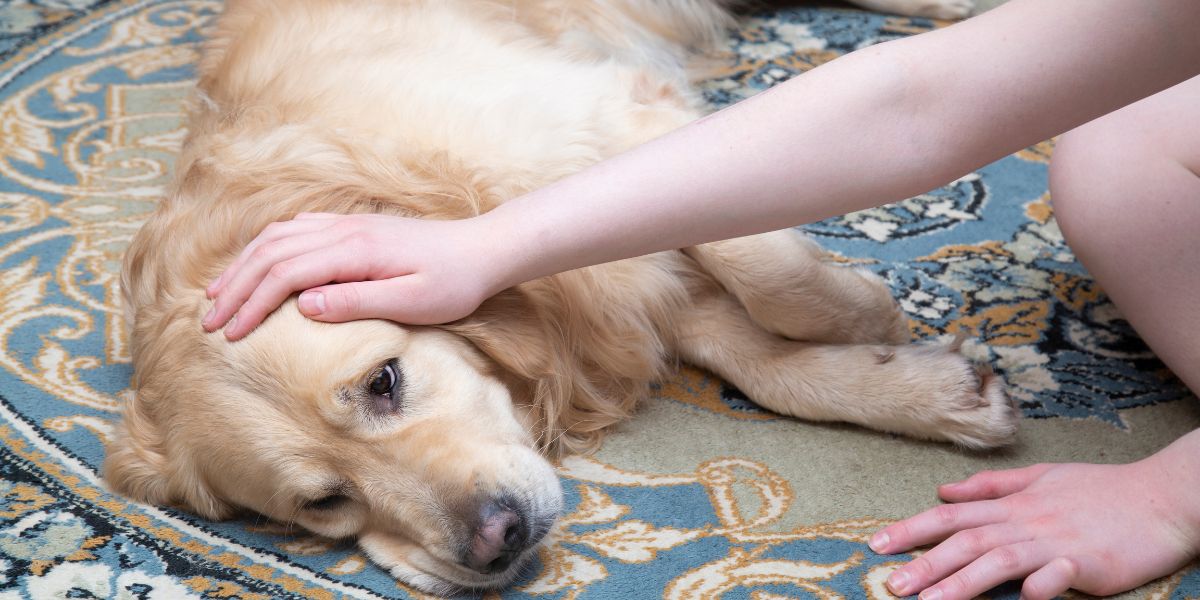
105 391 233 520
442 284 639 457
442 287 555 380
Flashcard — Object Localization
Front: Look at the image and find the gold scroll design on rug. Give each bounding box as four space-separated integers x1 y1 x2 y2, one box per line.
497 454 1192 600
514 455 882 599
0 424 362 600
0 2 213 413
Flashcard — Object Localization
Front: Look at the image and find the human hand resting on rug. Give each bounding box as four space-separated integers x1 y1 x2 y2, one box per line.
870 428 1200 599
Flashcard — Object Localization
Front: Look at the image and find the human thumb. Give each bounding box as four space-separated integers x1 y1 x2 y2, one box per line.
298 278 429 324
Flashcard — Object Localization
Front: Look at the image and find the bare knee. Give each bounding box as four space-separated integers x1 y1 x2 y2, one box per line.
1049 114 1161 260
1050 76 1200 255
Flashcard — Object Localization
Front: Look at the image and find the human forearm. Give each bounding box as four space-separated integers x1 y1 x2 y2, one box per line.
205 0 1200 336
482 0 1200 292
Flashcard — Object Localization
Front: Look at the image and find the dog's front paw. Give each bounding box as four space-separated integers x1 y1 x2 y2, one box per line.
919 347 1018 449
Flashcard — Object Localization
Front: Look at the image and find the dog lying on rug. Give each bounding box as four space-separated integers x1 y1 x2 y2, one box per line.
106 0 1010 593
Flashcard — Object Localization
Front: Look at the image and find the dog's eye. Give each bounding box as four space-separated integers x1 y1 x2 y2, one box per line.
370 362 398 398
303 494 349 511
366 360 403 414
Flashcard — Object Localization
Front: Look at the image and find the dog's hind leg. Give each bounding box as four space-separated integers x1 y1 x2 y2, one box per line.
683 230 910 345
671 285 1017 448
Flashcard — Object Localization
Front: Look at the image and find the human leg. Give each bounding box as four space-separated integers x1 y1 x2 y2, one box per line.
1050 74 1200 392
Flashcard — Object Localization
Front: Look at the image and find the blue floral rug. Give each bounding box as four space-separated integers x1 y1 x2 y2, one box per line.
1 1 1196 598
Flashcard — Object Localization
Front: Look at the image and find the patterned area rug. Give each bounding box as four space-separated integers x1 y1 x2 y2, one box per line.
1 1 1197 598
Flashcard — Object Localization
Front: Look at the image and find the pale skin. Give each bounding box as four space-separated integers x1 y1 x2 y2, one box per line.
200 0 1200 597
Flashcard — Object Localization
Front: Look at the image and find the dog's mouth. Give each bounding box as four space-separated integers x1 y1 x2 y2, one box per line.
359 489 563 594
361 519 559 595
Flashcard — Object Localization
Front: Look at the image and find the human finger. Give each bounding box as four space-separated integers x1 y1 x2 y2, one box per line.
1020 557 1079 600
205 230 357 334
870 500 1008 555
218 239 386 339
207 217 339 298
937 464 1056 503
292 212 341 220
299 277 473 325
885 524 1032 596
915 542 1045 600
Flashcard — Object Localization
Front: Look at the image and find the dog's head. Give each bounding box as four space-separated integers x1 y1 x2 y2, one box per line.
106 286 573 592
106 141 673 590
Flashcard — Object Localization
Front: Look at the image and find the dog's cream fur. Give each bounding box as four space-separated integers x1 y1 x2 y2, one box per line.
107 0 1008 593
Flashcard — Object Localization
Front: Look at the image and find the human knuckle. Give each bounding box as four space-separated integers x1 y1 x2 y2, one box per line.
251 242 280 263
334 287 362 314
265 262 295 282
892 518 916 542
933 503 960 526
955 528 990 554
944 571 973 596
890 520 915 544
906 556 935 579
1060 555 1079 572
990 545 1022 570
1054 555 1080 579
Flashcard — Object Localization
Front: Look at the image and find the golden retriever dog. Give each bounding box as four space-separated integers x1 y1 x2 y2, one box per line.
106 0 1010 594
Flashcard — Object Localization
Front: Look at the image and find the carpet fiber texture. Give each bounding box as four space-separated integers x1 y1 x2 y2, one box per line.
0 1 1197 598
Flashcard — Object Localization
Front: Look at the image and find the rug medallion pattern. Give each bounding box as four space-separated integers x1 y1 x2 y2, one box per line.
0 1 1195 598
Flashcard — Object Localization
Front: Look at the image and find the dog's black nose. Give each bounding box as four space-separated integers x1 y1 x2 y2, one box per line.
466 500 529 573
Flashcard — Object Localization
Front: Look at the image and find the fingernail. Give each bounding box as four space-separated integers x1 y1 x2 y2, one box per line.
887 570 911 596
869 531 890 553
202 307 215 328
224 315 237 338
299 291 325 315
919 588 941 600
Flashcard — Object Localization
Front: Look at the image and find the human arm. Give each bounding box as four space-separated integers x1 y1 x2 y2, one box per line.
204 0 1200 339
870 428 1200 599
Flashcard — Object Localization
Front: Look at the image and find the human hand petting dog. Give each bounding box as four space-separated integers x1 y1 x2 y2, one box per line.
203 212 503 340
201 0 1200 345
872 428 1200 600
